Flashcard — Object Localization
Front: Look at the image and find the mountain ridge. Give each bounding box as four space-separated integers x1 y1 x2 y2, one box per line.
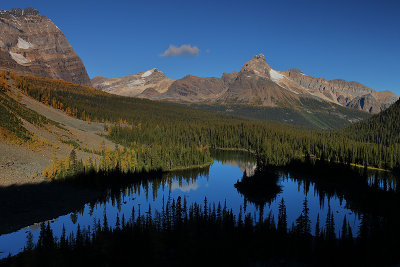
93 54 398 114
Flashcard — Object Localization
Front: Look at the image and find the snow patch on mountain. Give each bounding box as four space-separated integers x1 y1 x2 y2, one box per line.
269 69 284 83
9 52 30 65
131 79 144 86
141 69 154 78
17 37 34 49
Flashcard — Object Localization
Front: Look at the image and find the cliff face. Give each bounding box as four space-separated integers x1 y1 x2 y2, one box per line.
0 8 91 86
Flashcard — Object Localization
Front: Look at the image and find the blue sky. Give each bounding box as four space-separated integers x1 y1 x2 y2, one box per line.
3 0 400 94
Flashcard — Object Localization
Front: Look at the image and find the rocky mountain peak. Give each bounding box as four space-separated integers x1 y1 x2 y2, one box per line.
0 7 40 17
287 68 303 74
140 68 165 79
253 54 265 61
240 54 272 78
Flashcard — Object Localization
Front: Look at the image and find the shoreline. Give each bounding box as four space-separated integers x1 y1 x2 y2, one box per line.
0 182 102 236
0 159 214 236
215 147 393 174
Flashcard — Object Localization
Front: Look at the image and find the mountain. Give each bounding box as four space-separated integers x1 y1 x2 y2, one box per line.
217 54 397 113
91 69 174 97
0 8 91 86
218 54 300 107
94 54 397 115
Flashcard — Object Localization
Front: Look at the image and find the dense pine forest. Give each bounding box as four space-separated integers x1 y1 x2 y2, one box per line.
191 96 371 130
6 73 399 177
343 99 400 146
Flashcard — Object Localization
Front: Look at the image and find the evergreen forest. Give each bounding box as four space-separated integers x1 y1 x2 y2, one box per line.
8 74 400 178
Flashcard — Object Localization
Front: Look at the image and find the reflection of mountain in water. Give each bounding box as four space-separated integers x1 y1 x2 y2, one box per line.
220 160 257 176
211 149 257 176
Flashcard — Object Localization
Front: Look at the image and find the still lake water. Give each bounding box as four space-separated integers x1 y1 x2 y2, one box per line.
0 151 395 259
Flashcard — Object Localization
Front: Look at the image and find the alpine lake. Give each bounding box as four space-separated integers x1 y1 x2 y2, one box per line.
0 150 398 258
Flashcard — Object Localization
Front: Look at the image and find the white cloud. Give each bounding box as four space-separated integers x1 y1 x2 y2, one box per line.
160 44 200 57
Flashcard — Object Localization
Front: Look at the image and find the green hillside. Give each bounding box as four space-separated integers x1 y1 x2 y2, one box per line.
342 99 400 146
190 97 370 130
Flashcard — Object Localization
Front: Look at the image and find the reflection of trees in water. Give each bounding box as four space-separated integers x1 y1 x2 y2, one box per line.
235 159 400 241
97 153 256 210
94 165 211 210
63 155 400 245
281 161 400 218
90 151 258 213
11 194 400 267
234 167 282 210
368 173 398 191
6 155 400 265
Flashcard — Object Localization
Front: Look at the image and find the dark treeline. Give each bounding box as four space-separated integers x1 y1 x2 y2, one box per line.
3 194 399 266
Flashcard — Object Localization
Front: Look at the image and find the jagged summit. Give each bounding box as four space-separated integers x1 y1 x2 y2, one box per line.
0 7 40 17
240 54 272 78
253 54 265 60
287 68 303 74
